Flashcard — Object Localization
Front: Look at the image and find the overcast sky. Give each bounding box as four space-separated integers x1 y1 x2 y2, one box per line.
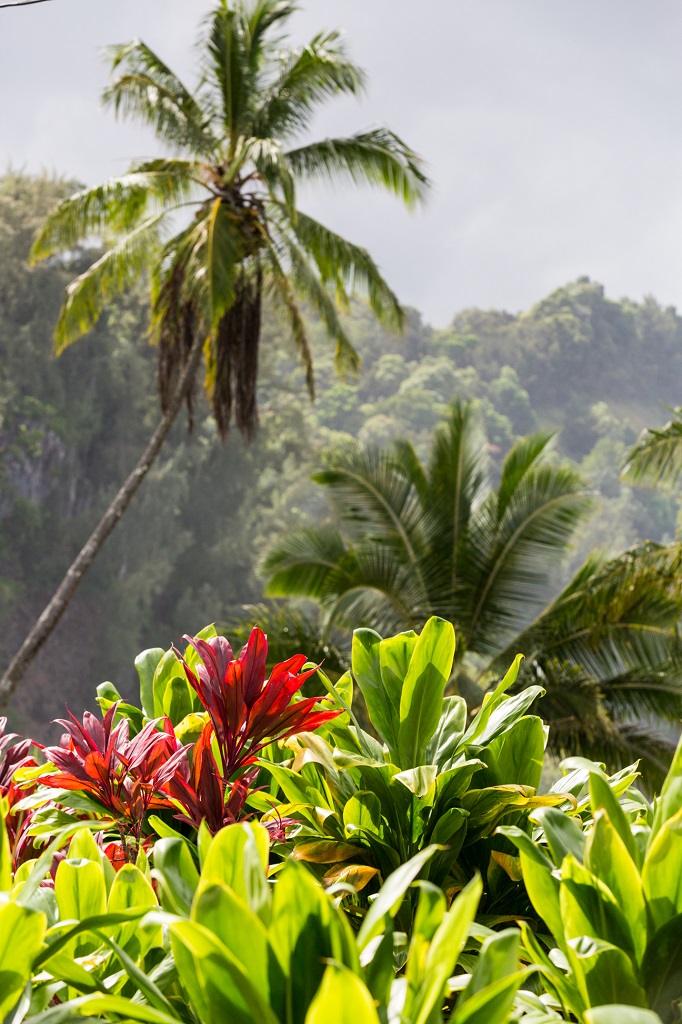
2 0 682 326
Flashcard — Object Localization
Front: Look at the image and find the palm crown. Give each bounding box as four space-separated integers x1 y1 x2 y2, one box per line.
262 400 682 781
30 0 428 438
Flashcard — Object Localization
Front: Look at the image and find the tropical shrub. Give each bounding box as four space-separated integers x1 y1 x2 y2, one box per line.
0 615 679 1023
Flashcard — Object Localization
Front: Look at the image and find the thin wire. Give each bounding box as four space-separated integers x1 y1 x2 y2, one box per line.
0 0 58 8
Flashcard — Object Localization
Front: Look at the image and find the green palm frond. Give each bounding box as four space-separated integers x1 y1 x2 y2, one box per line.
30 163 199 263
285 209 404 331
260 240 315 395
461 463 593 654
253 29 366 138
262 523 351 600
622 408 682 488
286 127 430 207
502 544 682 697
279 232 360 374
54 212 170 350
224 599 349 679
103 40 215 154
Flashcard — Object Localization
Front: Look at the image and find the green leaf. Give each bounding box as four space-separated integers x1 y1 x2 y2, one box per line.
343 791 383 840
152 650 192 720
459 928 520 1003
588 771 639 865
352 627 400 753
585 810 646 963
642 807 682 931
55 857 107 927
170 918 279 1024
135 647 165 718
357 845 438 951
305 963 381 1024
152 836 200 916
397 616 456 769
567 936 647 1009
107 862 159 950
641 914 682 1020
560 854 635 956
192 880 270 1000
425 695 467 770
497 827 564 945
652 731 682 837
200 822 271 923
0 902 46 1018
584 1009 663 1024
476 715 545 789
533 807 586 866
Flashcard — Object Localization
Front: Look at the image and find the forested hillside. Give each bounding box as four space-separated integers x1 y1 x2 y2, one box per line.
1 173 679 735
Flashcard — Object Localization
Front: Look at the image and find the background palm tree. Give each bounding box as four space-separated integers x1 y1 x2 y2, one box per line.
0 0 428 710
623 406 682 489
261 400 682 782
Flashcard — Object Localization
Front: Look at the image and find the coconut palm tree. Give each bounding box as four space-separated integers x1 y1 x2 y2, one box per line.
0 0 428 710
261 401 682 781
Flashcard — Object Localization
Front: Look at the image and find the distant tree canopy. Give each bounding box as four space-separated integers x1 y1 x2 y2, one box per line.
1 173 680 737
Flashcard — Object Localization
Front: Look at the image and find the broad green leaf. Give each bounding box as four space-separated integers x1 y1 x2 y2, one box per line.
357 845 438 951
107 863 159 950
533 807 586 866
467 686 545 752
641 914 682 1020
394 764 437 798
588 771 639 866
162 674 194 724
476 715 545 790
458 654 524 749
152 836 200 916
0 902 46 1018
192 880 270 999
453 969 533 1024
269 860 358 1023
291 839 361 863
560 854 635 955
343 791 383 839
135 647 165 718
152 650 192 719
497 827 563 945
584 1009 663 1024
398 616 456 769
170 918 279 1024
425 695 467 769
305 963 381 1024
642 806 682 931
584 810 646 963
567 936 647 1009
409 875 482 1024
200 822 271 922
55 857 107 929
459 928 520 1002
652 730 682 838
27 993 180 1024
352 627 400 753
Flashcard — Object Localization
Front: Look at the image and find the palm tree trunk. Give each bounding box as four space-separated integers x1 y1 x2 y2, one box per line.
0 336 204 713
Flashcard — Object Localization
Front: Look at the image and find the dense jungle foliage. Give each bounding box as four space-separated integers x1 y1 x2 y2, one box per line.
2 172 681 737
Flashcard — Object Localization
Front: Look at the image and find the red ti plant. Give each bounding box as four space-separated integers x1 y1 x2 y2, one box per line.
175 627 340 778
169 628 340 832
0 717 38 867
41 705 189 851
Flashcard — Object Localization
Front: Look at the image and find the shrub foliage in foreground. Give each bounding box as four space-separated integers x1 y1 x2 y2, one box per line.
0 617 680 1023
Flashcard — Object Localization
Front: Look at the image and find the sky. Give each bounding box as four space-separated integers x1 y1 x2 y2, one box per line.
2 0 682 327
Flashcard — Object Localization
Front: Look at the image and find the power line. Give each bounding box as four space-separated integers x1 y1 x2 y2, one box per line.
0 0 58 8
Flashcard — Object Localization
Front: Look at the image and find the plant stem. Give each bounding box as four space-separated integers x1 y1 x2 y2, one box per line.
0 335 204 712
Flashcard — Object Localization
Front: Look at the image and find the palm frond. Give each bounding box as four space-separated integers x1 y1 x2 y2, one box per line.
261 523 351 599
496 431 557 516
103 40 215 154
286 127 430 207
622 409 682 488
252 29 366 138
281 207 404 332
277 230 360 374
461 463 593 654
30 162 199 262
224 599 349 679
260 239 315 396
54 212 169 349
503 544 682 695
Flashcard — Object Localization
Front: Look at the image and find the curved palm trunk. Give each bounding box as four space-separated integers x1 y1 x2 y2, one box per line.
0 336 204 712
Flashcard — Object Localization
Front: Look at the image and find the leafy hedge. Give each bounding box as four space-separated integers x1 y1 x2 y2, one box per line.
1 617 680 1023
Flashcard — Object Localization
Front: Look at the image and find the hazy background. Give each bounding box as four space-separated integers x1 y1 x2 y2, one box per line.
3 0 682 325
